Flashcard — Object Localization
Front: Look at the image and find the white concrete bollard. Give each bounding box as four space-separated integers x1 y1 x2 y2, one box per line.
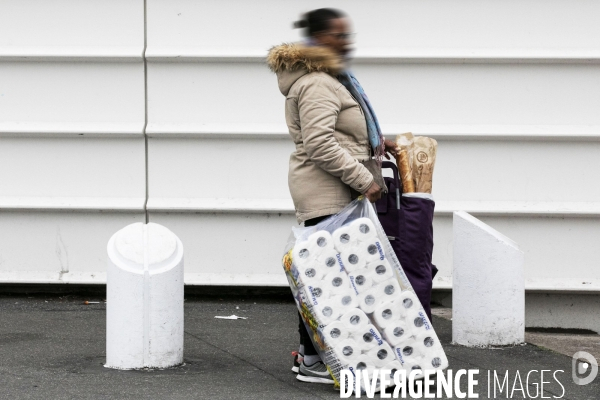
105 222 184 369
452 211 525 347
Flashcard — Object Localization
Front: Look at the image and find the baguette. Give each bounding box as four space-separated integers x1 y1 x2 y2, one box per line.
412 136 437 193
397 150 415 193
395 132 415 193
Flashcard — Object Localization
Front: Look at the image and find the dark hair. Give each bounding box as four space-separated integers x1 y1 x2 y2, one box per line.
293 8 345 37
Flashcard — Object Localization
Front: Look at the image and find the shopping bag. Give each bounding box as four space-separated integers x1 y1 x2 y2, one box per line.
375 161 438 320
282 197 448 392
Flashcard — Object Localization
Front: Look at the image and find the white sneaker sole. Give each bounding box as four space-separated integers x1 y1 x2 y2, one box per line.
291 366 299 373
296 374 335 384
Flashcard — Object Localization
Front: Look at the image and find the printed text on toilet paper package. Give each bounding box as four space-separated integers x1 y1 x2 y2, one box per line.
339 369 566 398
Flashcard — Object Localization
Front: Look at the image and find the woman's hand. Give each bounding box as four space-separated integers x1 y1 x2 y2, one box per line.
363 181 382 203
383 138 399 160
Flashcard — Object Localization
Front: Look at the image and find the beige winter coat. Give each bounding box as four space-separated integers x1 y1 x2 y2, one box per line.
267 43 374 223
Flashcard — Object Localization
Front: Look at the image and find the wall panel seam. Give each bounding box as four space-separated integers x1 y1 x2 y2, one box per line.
144 50 600 65
143 0 149 224
144 124 600 141
145 198 600 217
0 272 596 292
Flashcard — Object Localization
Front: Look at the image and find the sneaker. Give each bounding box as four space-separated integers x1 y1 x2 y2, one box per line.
296 361 335 384
291 351 303 373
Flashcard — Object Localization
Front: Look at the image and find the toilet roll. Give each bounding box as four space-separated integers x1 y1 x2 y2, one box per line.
307 230 335 252
296 263 324 285
333 219 377 252
366 343 396 367
304 281 330 307
415 348 443 375
294 231 334 270
366 259 395 283
405 309 428 331
372 279 402 303
329 291 359 313
348 269 374 295
372 301 400 330
426 353 449 371
323 271 351 295
401 356 425 379
411 332 446 374
321 320 350 347
340 308 370 332
332 226 354 253
414 330 438 350
362 239 386 263
292 242 318 267
398 290 419 313
383 321 411 347
315 249 342 273
346 355 376 373
357 287 378 314
394 344 425 364
352 325 385 351
348 218 378 242
314 299 342 325
335 338 362 364
339 247 368 273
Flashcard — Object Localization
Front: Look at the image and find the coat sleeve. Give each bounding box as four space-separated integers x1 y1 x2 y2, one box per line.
297 74 374 194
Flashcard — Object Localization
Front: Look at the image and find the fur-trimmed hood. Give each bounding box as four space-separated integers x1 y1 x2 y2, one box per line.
267 43 344 95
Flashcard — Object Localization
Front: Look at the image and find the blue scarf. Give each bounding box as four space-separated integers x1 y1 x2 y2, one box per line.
337 71 385 163
304 40 385 163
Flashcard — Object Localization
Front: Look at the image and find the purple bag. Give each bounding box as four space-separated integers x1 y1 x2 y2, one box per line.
375 161 438 320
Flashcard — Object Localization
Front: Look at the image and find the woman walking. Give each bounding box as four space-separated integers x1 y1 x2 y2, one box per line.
267 8 398 384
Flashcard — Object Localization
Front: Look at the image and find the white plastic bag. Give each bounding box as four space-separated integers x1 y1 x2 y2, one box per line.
282 197 448 392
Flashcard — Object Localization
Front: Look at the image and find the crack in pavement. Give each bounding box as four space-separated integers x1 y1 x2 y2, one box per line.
184 330 331 400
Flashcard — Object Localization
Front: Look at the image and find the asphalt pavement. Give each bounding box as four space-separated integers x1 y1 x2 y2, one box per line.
0 292 598 399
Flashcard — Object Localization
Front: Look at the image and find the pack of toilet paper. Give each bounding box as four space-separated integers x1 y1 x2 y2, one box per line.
282 197 448 391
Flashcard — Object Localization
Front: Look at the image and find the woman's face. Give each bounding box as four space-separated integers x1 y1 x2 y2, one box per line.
314 17 353 57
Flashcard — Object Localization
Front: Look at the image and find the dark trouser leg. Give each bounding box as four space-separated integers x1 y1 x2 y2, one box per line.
298 312 318 355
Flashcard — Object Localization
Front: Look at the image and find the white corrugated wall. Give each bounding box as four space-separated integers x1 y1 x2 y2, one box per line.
1 1 599 299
